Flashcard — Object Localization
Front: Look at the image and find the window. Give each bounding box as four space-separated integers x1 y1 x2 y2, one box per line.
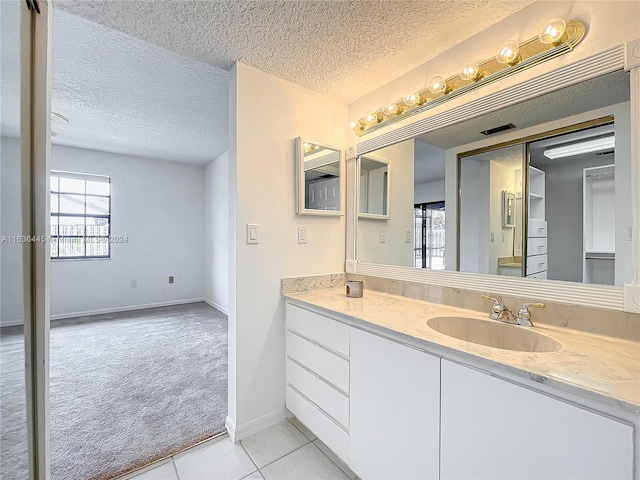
50 171 111 259
414 202 445 270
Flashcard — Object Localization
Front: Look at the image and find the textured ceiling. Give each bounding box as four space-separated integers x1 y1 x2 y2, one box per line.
53 0 536 103
50 9 229 164
1 6 229 164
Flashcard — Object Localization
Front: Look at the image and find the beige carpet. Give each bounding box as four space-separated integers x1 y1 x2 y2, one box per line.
0 302 228 480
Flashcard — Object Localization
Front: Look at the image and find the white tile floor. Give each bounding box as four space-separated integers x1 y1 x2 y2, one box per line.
122 418 358 480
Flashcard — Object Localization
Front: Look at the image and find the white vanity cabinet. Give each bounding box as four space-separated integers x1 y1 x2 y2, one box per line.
285 304 350 461
285 301 635 480
440 360 633 480
349 328 440 480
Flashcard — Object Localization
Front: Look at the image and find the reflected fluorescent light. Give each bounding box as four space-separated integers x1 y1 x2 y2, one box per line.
543 136 615 159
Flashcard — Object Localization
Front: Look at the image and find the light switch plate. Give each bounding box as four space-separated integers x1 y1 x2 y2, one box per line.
246 224 259 244
379 228 386 243
405 229 411 243
298 226 307 244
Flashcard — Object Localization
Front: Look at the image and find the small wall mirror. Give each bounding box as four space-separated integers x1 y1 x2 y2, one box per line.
295 137 343 216
358 156 390 219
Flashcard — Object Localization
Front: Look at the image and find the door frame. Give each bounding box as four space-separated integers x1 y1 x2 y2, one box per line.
21 0 52 478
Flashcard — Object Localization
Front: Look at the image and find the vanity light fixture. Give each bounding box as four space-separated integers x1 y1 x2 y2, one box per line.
459 61 482 81
404 93 425 107
538 18 566 45
543 135 615 159
428 76 450 95
495 40 521 65
382 103 403 117
303 142 320 153
350 17 587 137
365 112 383 127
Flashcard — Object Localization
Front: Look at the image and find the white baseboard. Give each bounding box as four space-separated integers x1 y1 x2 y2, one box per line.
0 318 24 327
225 408 290 443
50 297 207 320
204 298 229 316
1 298 209 326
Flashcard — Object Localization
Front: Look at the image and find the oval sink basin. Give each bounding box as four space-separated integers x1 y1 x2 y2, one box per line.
427 316 561 353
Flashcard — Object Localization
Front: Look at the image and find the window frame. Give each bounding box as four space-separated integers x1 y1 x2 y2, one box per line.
50 170 112 260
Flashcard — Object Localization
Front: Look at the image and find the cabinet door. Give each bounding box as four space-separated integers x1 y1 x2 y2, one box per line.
441 360 633 480
350 328 440 480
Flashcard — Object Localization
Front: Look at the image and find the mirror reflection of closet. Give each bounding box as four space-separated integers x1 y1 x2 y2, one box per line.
458 119 619 286
529 122 616 285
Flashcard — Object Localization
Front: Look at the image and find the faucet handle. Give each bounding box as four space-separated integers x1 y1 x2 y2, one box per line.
516 302 545 326
481 294 502 306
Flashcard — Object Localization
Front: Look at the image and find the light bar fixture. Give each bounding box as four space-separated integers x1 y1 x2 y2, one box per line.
350 18 586 137
543 136 615 160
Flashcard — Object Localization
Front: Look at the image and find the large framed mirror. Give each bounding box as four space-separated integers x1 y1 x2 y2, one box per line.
352 67 633 306
295 137 344 216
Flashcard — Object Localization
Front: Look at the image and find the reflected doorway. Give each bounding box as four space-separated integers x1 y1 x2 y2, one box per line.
414 202 446 269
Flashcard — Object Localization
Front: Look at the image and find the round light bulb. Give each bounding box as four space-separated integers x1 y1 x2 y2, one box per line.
459 61 480 81
383 103 399 116
496 40 520 64
538 18 566 45
350 120 363 130
404 93 423 106
428 76 447 94
365 113 381 126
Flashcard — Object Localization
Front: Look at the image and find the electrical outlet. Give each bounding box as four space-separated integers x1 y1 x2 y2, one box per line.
298 226 307 244
168 276 174 284
130 280 137 288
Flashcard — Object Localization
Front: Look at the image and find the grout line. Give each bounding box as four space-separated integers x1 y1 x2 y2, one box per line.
311 440 354 480
171 458 181 480
254 440 311 471
287 417 315 442
239 441 260 475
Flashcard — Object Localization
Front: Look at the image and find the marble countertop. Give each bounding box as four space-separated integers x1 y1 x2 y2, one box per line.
285 287 640 415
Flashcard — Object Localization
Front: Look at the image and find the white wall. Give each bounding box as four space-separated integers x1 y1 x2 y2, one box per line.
229 62 347 431
357 139 414 267
204 151 229 313
489 160 519 275
0 139 207 324
0 136 24 324
414 180 445 205
459 159 489 274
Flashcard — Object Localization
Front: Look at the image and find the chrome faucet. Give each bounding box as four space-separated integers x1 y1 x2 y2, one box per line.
481 296 545 327
481 295 516 323
515 302 545 327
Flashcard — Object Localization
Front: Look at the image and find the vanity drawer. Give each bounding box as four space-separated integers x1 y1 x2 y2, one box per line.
528 219 547 238
286 331 349 393
527 237 547 255
527 270 548 279
286 304 349 356
286 385 350 462
527 254 548 275
286 359 349 428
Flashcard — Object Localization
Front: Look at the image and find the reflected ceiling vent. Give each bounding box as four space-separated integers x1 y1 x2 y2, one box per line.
596 150 615 156
480 123 516 135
